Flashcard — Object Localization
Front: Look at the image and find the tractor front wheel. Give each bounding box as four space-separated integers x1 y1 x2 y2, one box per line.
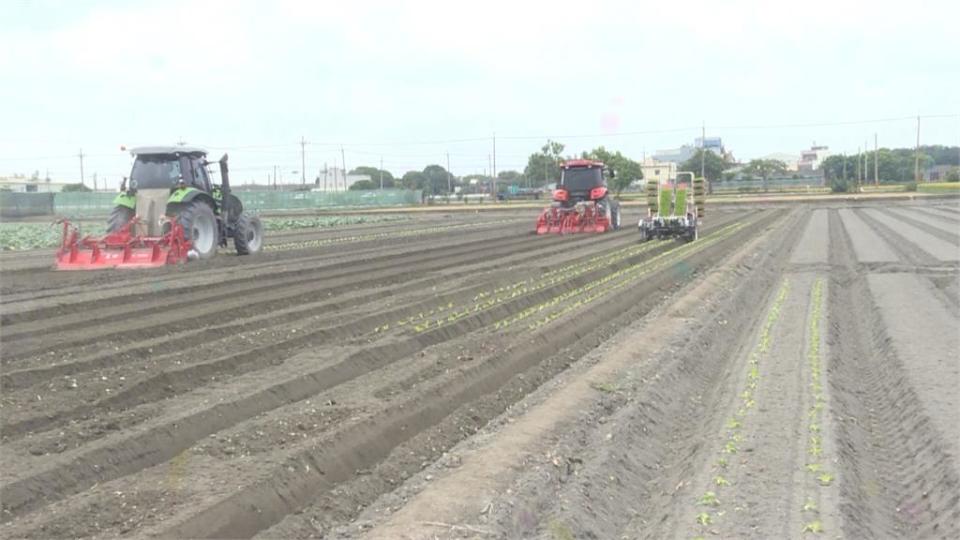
107 206 134 233
174 201 218 259
233 212 264 255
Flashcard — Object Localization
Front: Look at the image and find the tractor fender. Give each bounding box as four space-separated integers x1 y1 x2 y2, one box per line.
167 188 218 214
113 192 136 210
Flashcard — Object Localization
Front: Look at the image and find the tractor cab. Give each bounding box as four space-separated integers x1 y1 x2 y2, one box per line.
553 160 610 207
128 148 212 193
123 147 213 236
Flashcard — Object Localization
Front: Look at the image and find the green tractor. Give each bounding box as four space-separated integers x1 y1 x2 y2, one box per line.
110 146 263 260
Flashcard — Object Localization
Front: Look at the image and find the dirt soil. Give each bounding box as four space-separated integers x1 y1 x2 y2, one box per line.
1 201 958 539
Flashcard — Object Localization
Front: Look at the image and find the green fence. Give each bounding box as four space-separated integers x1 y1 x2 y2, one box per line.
52 192 119 216
0 192 55 218
713 177 825 193
2 189 424 218
237 189 422 211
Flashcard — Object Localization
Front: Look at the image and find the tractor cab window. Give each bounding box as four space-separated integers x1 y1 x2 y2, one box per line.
191 159 211 192
130 157 182 190
561 167 603 191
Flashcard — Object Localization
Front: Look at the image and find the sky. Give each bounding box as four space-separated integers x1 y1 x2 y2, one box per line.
1 0 958 189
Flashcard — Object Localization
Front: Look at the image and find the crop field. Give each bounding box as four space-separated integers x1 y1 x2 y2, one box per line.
0 200 958 539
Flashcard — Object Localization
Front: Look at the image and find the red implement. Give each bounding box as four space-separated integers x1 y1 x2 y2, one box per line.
535 202 610 234
54 217 192 270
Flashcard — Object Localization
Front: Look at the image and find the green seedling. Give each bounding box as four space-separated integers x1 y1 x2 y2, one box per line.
726 418 742 430
808 445 822 457
731 432 744 443
698 491 720 506
744 399 755 409
716 457 728 469
590 381 617 393
817 473 834 486
696 512 712 526
809 423 820 433
805 463 822 473
802 499 818 512
723 440 738 454
803 520 824 534
714 475 730 487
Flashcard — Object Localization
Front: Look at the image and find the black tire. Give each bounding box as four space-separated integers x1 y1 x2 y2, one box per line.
107 206 134 233
174 201 218 259
233 212 263 255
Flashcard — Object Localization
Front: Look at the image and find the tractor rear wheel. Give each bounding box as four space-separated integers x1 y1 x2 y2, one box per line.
174 201 218 259
233 212 263 255
107 206 134 233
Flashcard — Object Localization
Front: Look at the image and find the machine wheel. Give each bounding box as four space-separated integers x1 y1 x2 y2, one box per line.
107 206 134 233
233 212 264 255
174 201 218 259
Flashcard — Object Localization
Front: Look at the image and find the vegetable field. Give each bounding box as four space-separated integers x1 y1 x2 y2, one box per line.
0 201 957 539
0 214 410 251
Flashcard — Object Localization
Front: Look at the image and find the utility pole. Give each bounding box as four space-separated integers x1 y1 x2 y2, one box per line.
300 136 306 185
864 139 868 187
323 162 328 192
874 133 879 186
842 153 847 182
379 157 384 190
487 154 492 194
700 121 706 180
856 146 861 186
273 165 277 190
341 146 347 191
92 172 97 192
914 115 921 183
492 133 497 199
445 152 452 194
77 149 85 186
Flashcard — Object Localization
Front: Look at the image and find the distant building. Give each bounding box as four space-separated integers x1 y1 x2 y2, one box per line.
312 168 372 191
799 145 831 171
638 159 678 185
760 153 801 171
0 176 72 193
654 137 727 164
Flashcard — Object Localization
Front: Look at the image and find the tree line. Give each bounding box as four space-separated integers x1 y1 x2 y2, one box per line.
347 143 958 194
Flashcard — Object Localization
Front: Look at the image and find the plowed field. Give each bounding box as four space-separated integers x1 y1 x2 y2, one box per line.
1 201 958 539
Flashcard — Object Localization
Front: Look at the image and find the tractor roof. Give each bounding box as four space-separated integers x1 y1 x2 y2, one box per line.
561 159 605 169
129 145 207 157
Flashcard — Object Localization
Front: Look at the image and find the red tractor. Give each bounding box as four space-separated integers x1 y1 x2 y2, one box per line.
535 159 622 234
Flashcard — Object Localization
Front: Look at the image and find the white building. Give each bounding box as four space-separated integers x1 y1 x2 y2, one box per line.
799 145 831 171
0 176 72 192
639 159 678 185
312 168 372 191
